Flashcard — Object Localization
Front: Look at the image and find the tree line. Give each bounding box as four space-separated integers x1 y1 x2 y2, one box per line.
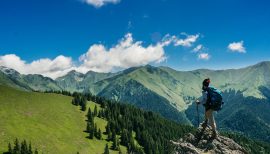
44 90 270 154
71 92 195 154
4 138 39 154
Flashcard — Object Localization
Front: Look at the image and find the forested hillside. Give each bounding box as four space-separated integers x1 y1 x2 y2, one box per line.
1 61 270 143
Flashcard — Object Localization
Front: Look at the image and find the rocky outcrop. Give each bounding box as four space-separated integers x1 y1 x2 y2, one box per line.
171 125 248 154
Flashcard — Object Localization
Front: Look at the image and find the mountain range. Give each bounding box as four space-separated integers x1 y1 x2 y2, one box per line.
1 61 270 142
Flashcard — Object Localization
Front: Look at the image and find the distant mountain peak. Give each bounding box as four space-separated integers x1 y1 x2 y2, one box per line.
85 70 96 74
68 70 77 73
67 70 82 75
252 61 270 68
85 70 109 75
0 66 20 76
144 64 154 68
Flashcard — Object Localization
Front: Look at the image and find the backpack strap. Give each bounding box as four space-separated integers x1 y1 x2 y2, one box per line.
205 88 211 106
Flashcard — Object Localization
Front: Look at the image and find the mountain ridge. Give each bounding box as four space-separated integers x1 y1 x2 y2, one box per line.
1 61 270 141
2 60 270 81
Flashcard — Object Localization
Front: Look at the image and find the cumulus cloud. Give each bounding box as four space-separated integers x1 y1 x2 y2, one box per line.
198 53 210 60
77 33 167 73
0 33 199 78
77 33 200 73
228 41 246 53
82 0 120 8
192 44 203 53
0 54 74 79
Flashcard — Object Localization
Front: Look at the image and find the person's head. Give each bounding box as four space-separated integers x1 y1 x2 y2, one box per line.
202 78 210 90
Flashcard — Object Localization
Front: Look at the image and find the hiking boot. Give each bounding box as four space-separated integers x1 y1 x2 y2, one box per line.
201 120 208 129
211 130 218 139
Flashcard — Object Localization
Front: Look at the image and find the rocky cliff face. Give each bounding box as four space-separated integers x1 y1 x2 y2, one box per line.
171 125 248 154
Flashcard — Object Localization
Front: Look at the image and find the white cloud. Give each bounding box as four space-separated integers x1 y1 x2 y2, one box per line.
82 0 120 8
0 32 199 79
174 34 199 47
192 44 203 52
0 54 74 79
77 33 167 73
161 33 199 47
198 53 210 60
228 41 246 53
0 33 176 78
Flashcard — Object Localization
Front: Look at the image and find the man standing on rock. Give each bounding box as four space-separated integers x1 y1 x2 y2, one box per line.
196 78 218 138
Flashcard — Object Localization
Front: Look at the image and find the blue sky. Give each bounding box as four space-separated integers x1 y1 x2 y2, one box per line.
0 0 270 78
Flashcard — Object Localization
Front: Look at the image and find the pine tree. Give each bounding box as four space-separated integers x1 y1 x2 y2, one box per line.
87 107 92 119
106 124 112 140
89 126 94 139
117 138 120 149
79 97 83 106
112 135 119 150
86 122 91 133
101 109 105 118
81 102 87 111
85 93 92 101
87 107 93 124
13 138 20 153
34 148 38 154
71 99 75 105
118 148 122 154
29 142 33 154
74 96 80 106
21 139 28 154
112 130 116 142
100 100 106 108
8 142 12 153
94 123 98 138
81 96 87 111
98 128 102 140
104 144 109 154
120 129 128 146
93 105 98 117
105 123 110 134
98 110 102 118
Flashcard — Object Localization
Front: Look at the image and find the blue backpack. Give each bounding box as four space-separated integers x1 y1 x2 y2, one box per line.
207 86 223 111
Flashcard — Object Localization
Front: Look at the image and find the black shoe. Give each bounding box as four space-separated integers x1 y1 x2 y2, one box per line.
211 131 217 139
201 121 208 129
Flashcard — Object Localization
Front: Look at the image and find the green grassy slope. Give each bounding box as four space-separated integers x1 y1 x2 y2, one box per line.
0 85 126 154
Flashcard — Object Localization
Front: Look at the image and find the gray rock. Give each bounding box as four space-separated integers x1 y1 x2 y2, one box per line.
171 124 249 154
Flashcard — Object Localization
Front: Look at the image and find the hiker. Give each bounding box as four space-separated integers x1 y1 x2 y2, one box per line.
196 78 218 138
